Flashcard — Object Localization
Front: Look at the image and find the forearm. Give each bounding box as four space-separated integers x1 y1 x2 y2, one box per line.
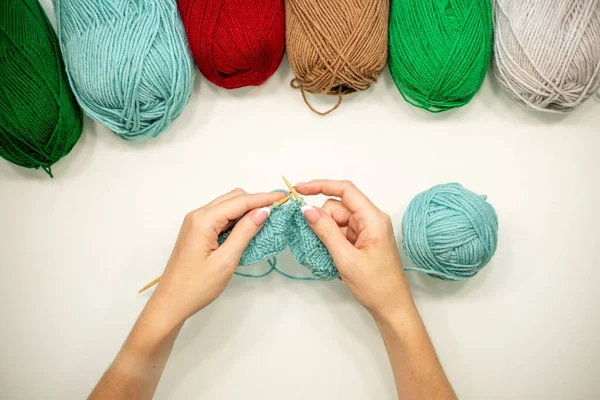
376 304 457 400
89 294 184 400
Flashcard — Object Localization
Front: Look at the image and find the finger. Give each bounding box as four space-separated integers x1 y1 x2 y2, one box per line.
210 192 286 228
206 188 246 207
321 198 351 226
345 227 359 245
295 180 377 214
215 206 272 265
301 205 357 262
322 199 360 244
208 189 247 233
339 226 359 245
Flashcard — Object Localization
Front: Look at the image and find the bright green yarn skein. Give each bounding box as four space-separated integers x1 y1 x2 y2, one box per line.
402 183 498 280
0 0 83 177
53 0 195 141
388 0 493 112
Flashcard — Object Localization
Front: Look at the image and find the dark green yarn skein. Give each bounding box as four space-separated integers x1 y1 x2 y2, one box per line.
0 0 83 177
388 0 493 112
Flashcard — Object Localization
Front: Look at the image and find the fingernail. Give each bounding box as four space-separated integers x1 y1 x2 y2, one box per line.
302 205 320 224
294 182 307 187
252 207 271 226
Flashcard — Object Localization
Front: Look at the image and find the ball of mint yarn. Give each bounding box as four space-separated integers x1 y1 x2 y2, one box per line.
402 183 498 280
388 0 493 112
53 0 195 141
0 0 83 177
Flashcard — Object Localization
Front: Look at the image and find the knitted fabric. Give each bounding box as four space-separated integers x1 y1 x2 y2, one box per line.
219 198 338 280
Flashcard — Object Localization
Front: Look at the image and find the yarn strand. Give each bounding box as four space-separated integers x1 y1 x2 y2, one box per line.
292 79 344 116
235 257 318 281
235 258 277 278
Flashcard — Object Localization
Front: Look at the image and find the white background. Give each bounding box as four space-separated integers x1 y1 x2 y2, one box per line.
2 2 600 399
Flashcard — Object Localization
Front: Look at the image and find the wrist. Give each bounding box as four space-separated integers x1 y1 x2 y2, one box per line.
145 291 187 330
125 294 185 355
372 300 421 335
371 268 418 325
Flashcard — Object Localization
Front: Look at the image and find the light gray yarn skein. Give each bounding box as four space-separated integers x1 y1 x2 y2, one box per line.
494 0 600 112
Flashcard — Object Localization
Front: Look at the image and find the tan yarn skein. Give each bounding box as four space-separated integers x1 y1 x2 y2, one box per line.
286 0 388 115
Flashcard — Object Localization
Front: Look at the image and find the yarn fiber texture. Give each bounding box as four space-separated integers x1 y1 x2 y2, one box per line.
388 0 493 112
0 0 83 177
219 198 338 280
178 0 285 89
286 0 389 115
494 0 600 112
54 0 195 141
402 183 498 281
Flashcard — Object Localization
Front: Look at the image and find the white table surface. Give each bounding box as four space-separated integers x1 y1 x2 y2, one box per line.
2 2 600 399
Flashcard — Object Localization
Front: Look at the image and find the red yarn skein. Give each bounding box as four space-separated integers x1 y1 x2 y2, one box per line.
178 0 285 89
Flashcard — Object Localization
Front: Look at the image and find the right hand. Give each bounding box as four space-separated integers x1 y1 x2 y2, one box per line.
295 180 415 322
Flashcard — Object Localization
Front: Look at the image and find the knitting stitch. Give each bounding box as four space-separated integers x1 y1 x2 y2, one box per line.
219 198 338 280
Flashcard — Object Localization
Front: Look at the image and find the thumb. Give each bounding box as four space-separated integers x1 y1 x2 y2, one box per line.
216 206 271 265
302 205 356 261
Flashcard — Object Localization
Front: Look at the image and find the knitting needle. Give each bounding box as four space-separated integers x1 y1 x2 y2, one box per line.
272 193 293 208
139 192 293 294
282 176 301 201
138 276 161 294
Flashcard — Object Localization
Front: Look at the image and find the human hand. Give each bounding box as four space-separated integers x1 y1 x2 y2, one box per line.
295 180 415 322
147 189 286 327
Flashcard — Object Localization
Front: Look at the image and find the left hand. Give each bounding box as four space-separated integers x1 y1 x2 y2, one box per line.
147 188 286 328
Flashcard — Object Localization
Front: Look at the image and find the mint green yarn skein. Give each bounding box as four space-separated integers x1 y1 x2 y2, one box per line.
53 0 194 141
402 183 498 280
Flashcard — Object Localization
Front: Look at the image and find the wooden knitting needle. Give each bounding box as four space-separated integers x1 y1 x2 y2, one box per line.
272 193 293 208
138 192 294 294
282 176 301 201
138 276 161 294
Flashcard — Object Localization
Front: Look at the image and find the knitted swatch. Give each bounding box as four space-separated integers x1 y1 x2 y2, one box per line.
219 198 338 280
0 0 83 177
54 0 195 141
